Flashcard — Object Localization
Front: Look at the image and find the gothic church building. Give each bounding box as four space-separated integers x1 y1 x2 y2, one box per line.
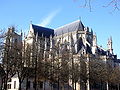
25 20 118 67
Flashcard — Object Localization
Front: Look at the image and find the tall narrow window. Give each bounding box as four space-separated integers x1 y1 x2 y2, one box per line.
14 81 16 89
7 84 11 89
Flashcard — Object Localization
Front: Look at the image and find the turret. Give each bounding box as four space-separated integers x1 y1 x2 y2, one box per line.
107 36 113 54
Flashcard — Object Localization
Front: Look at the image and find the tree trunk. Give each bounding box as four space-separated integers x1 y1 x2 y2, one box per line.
75 82 76 90
1 78 4 90
68 82 70 90
44 81 46 90
4 76 8 90
106 81 109 90
50 82 53 90
79 80 81 90
72 80 74 90
58 78 60 90
62 83 64 90
26 77 28 90
86 56 90 90
19 83 22 90
86 79 90 90
19 79 22 90
118 84 119 90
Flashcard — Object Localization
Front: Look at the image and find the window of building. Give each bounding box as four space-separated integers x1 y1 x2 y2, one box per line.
7 84 11 89
14 81 16 89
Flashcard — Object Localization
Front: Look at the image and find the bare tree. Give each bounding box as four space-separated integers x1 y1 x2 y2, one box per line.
73 0 120 12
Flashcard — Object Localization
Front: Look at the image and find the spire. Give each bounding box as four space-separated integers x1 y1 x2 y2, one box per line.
93 33 97 47
30 21 33 30
29 20 34 37
110 36 112 42
107 36 113 54
91 28 93 35
87 27 89 32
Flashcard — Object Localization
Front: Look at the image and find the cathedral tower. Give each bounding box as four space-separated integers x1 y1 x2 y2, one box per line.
107 36 113 54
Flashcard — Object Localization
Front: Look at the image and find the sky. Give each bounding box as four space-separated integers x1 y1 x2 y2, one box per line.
0 0 120 58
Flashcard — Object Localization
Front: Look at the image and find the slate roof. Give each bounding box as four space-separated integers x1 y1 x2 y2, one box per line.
114 59 120 63
32 24 54 38
54 20 84 36
97 47 107 55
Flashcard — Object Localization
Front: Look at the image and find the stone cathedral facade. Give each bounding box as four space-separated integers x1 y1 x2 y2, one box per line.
24 20 119 67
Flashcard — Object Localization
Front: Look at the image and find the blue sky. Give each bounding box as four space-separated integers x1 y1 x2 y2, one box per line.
0 0 120 58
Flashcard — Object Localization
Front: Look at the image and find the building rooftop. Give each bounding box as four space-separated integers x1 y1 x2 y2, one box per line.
32 24 54 38
54 20 84 36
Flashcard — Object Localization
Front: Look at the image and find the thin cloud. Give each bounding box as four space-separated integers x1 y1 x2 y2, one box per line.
39 9 61 27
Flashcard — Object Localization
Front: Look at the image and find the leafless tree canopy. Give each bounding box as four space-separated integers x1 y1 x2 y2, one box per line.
73 0 120 12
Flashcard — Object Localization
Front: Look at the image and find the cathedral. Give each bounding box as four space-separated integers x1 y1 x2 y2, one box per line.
3 20 120 90
25 20 119 67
